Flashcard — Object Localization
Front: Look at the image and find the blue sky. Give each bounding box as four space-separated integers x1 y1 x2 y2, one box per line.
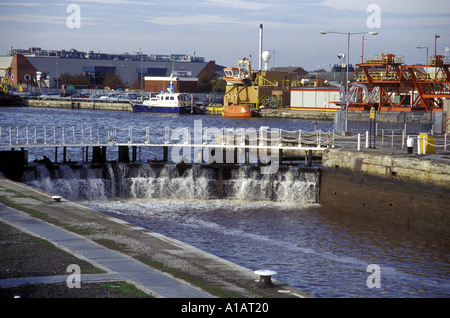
1 0 449 71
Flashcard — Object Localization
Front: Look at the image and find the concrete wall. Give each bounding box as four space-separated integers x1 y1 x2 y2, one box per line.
444 99 450 127
290 87 341 110
320 149 450 234
26 99 132 111
260 109 335 120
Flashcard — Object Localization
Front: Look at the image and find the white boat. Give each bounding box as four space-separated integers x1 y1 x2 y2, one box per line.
130 84 194 114
223 58 252 85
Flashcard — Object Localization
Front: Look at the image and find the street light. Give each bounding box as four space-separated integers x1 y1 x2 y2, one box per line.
320 31 378 133
416 46 429 63
134 48 144 99
435 34 440 57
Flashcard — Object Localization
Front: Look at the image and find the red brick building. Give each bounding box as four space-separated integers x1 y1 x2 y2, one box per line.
144 60 216 93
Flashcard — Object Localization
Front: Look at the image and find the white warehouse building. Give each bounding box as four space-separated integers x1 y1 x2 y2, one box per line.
290 87 342 111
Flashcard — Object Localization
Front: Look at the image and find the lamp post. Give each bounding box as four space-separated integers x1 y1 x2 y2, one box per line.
320 31 378 133
416 46 429 63
434 34 440 57
134 48 144 99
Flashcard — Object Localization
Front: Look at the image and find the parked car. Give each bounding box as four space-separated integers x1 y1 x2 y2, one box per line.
39 91 60 100
98 93 120 102
86 94 103 102
60 89 77 97
69 93 90 100
117 93 141 102
20 92 40 99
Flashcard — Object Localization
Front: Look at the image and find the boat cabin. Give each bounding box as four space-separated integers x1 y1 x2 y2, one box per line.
147 92 191 107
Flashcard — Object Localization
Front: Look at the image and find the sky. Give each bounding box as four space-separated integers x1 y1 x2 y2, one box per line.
1 0 449 71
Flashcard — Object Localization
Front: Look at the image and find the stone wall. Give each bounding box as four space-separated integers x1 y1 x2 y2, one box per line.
260 109 336 120
320 149 450 234
26 99 132 111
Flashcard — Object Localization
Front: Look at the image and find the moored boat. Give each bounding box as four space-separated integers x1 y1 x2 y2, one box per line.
130 88 194 114
223 58 252 86
222 104 253 118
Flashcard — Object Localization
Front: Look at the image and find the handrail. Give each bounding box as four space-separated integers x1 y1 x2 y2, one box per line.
0 125 334 150
441 117 450 135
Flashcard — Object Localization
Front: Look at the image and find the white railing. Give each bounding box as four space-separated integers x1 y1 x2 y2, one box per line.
0 125 333 151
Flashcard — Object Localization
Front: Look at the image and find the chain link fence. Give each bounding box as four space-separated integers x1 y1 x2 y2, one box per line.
334 110 446 135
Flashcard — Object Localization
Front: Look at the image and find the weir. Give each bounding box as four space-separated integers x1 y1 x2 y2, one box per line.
21 161 321 204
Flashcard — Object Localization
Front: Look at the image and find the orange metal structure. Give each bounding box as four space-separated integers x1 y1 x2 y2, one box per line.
347 53 450 112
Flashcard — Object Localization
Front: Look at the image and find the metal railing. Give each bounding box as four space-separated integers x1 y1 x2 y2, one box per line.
334 110 446 135
0 125 333 151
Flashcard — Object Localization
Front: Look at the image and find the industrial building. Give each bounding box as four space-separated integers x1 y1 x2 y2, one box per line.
0 48 218 93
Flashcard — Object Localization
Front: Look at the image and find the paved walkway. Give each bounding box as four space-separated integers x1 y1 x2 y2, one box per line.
0 204 210 298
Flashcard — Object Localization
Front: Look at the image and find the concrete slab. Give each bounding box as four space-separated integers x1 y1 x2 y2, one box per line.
0 204 211 298
0 273 123 288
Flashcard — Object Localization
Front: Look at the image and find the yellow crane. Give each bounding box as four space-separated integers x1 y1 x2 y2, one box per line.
0 67 12 94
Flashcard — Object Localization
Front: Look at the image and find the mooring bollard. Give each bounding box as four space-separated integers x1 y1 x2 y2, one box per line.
254 270 277 288
407 137 414 154
51 195 62 202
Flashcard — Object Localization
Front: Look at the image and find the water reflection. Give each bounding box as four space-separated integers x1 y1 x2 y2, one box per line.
2 107 449 297
85 198 450 298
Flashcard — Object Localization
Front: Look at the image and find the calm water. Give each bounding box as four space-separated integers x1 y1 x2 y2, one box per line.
1 107 449 298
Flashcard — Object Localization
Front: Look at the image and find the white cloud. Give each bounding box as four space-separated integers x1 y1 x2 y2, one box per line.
0 14 99 26
0 3 41 6
0 14 66 24
146 14 251 26
205 0 274 10
70 0 154 4
321 0 450 15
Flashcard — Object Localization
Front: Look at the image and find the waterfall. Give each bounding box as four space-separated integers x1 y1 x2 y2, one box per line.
22 162 321 203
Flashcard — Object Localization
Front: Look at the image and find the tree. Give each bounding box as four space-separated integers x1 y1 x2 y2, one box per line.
197 71 225 92
103 72 126 89
59 72 72 86
69 73 90 86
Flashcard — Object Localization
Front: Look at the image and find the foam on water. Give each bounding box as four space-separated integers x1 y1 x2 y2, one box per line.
23 162 320 203
21 161 450 298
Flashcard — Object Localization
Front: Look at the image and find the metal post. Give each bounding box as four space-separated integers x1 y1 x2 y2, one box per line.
445 134 447 151
365 131 369 148
165 127 170 144
417 137 421 155
345 32 349 132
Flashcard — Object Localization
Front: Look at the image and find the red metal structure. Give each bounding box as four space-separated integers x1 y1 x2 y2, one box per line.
347 53 450 112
